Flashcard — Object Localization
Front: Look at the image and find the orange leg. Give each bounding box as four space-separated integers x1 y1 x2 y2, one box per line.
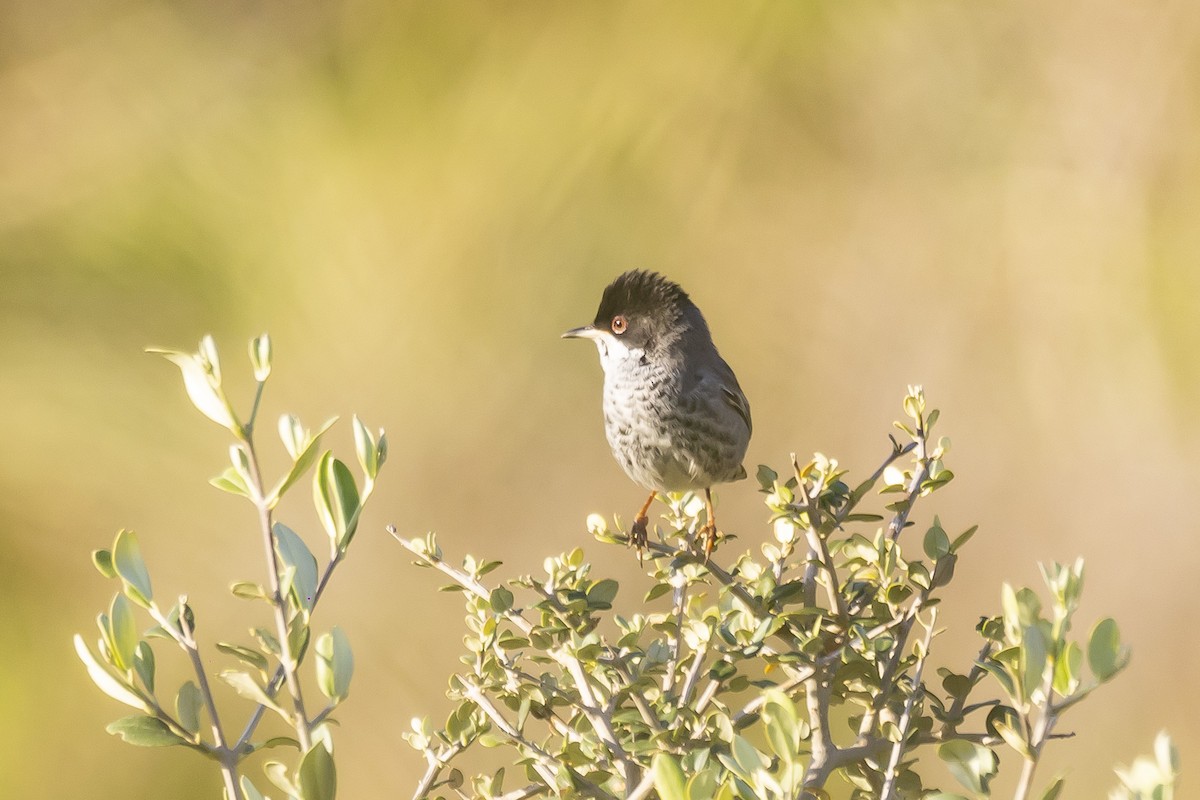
701 487 718 559
630 491 657 556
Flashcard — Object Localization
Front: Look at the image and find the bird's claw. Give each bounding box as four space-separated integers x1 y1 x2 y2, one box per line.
699 522 718 561
631 516 650 564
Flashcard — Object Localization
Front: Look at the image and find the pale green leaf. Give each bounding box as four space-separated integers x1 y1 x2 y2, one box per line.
352 416 377 481
313 453 361 551
133 641 155 694
92 549 116 579
219 671 286 717
316 627 354 701
274 523 318 614
108 594 137 672
250 333 272 382
938 740 998 795
74 635 150 711
298 741 336 800
270 417 338 506
149 347 237 431
106 715 188 747
176 681 202 735
239 776 267 800
652 753 687 800
210 467 252 499
1088 617 1129 681
113 529 153 607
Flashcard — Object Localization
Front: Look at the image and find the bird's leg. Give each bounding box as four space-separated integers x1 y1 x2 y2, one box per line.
701 488 718 559
630 491 657 557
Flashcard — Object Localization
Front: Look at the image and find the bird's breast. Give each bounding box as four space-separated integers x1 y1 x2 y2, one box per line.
599 360 748 493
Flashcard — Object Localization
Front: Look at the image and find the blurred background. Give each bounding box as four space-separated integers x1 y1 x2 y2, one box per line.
2 0 1198 796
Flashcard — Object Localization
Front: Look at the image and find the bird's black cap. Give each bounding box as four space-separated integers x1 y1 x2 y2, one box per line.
593 270 692 325
577 270 710 351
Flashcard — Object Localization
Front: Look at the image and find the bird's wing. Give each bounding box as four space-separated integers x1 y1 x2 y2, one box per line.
684 353 752 436
705 354 752 436
721 384 753 436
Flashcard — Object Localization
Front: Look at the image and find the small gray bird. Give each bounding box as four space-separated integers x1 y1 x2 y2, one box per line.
563 270 752 557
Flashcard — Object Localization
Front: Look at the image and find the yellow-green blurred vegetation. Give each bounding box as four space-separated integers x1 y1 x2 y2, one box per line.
3 0 1198 797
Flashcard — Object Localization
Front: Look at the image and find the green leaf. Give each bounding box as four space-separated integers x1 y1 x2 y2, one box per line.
176 681 202 736
1087 617 1128 681
587 579 619 608
924 519 950 559
375 432 388 472
288 617 311 664
938 740 998 795
239 776 267 800
761 689 801 760
951 525 978 553
687 769 719 800
92 549 116 579
490 587 514 614
755 465 778 492
252 627 281 657
270 417 338 506
231 581 270 602
352 416 379 481
652 753 687 800
148 342 239 432
217 642 270 674
731 734 768 776
931 552 958 589
264 760 298 796
298 741 336 800
274 523 318 614
106 715 188 747
314 453 361 551
210 467 252 499
645 582 672 602
316 627 354 701
1155 730 1180 778
1053 640 1082 696
1021 624 1049 699
986 706 1029 757
279 414 306 459
250 333 272 382
113 529 153 607
133 641 155 694
1040 776 1066 800
74 634 149 711
219 671 287 717
108 594 138 672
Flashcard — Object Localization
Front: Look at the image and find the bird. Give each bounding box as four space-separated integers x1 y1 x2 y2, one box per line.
563 270 752 558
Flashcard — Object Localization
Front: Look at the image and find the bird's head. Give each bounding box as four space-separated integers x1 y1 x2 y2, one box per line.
562 270 709 370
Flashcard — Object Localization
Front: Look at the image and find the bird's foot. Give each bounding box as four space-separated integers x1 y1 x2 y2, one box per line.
630 515 650 564
699 522 718 561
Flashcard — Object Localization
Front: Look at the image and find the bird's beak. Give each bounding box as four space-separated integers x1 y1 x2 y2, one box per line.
562 325 603 341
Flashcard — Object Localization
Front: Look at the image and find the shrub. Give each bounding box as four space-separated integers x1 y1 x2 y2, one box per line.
75 336 1177 800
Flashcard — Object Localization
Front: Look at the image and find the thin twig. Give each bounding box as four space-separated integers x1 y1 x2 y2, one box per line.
887 423 930 541
496 785 547 800
880 608 937 800
1014 646 1060 800
234 555 341 752
463 683 616 800
678 640 710 706
411 742 464 800
150 600 242 798
663 578 687 696
246 437 311 752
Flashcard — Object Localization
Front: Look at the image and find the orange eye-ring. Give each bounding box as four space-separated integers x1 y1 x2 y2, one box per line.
611 315 627 334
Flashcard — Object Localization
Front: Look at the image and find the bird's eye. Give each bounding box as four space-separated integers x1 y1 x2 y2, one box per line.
611 315 627 334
